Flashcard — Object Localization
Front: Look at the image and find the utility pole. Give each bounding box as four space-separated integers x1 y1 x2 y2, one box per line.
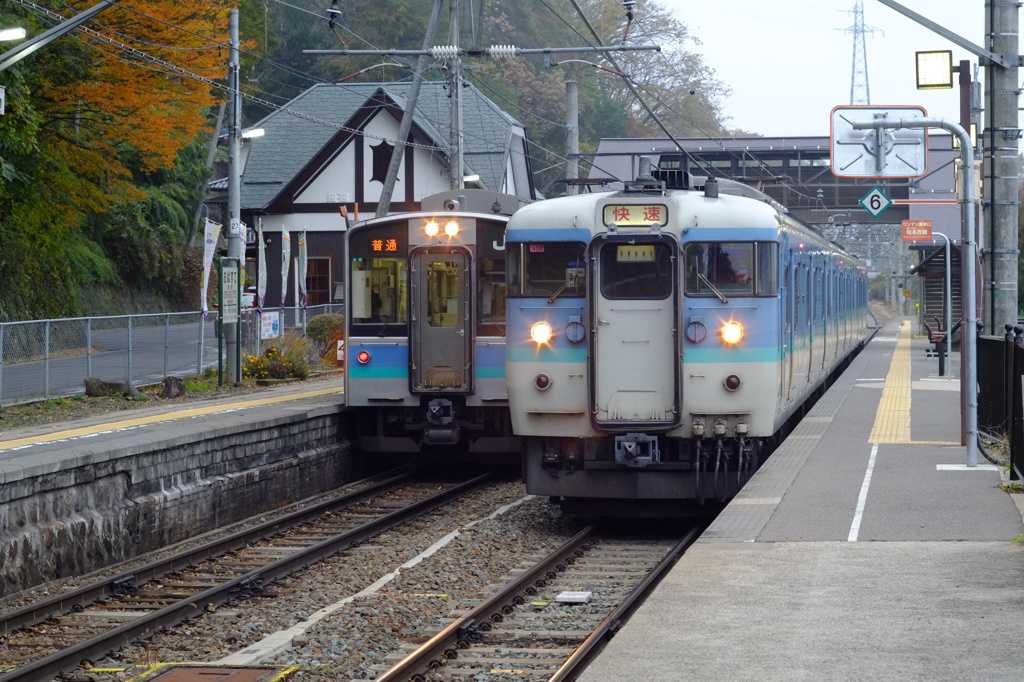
984 1 1020 331
226 9 242 384
375 0 443 217
875 0 1020 332
565 80 579 194
448 0 463 190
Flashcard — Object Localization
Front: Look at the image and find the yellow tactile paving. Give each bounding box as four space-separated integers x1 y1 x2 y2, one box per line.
0 386 344 451
869 320 913 443
868 320 958 445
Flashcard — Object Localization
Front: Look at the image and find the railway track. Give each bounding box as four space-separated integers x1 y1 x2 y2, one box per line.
0 469 491 682
373 525 701 681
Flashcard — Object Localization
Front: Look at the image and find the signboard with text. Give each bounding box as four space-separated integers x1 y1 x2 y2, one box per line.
901 219 933 241
261 310 281 340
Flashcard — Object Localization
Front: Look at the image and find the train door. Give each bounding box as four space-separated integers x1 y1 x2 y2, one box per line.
409 247 472 393
782 257 793 402
590 236 680 428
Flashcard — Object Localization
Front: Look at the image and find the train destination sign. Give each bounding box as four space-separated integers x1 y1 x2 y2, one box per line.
603 204 668 226
901 219 933 241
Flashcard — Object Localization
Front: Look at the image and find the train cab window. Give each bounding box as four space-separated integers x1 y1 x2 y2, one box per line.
600 242 672 299
507 242 587 298
350 258 408 326
685 242 778 297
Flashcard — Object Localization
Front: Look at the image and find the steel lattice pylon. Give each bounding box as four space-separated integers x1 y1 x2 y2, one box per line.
843 0 882 105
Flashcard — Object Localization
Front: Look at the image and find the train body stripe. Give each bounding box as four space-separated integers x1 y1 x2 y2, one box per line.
506 227 593 242
683 346 781 363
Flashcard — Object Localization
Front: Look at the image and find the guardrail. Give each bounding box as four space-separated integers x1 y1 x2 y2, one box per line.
0 304 343 407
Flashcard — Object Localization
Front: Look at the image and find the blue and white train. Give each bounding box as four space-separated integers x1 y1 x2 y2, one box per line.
344 189 527 455
505 163 873 515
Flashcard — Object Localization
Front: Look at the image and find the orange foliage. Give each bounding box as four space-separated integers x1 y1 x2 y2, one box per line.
38 0 232 208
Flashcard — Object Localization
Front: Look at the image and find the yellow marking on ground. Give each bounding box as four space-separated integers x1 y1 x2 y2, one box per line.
870 321 912 443
0 386 343 451
124 663 300 681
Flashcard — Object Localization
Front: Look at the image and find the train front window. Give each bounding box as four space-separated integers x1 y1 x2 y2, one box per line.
508 242 587 298
600 242 673 300
684 242 777 297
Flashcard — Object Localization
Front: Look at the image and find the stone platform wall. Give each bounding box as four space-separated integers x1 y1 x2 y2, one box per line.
0 405 354 598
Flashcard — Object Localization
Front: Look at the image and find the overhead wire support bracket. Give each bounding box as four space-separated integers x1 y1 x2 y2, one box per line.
303 44 661 59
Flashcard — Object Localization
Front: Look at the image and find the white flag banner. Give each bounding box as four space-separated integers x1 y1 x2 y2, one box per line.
257 220 267 310
298 231 308 308
200 219 221 315
280 229 291 309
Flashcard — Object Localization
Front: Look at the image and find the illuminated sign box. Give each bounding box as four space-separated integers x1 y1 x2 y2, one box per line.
603 204 668 226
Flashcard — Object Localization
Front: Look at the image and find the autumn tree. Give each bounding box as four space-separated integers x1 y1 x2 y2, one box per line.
0 0 232 319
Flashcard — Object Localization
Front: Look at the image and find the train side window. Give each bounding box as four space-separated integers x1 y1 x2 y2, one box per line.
756 243 778 295
684 242 755 296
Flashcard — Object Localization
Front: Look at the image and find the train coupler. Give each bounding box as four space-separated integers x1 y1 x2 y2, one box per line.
614 433 660 467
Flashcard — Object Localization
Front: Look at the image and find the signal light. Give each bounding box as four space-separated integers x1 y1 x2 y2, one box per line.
534 373 552 390
357 350 371 364
721 321 744 344
531 321 553 344
444 220 460 237
425 221 440 237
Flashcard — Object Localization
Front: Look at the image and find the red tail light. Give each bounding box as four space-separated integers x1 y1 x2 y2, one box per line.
357 350 371 364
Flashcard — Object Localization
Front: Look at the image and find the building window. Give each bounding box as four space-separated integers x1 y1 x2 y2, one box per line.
305 257 331 305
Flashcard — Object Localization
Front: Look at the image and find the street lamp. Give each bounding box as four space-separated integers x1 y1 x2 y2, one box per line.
915 50 976 148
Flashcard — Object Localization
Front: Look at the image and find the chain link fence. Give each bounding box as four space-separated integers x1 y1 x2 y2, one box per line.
0 305 344 407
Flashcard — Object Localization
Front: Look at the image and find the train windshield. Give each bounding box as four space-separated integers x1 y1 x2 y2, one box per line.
507 242 587 298
684 242 778 297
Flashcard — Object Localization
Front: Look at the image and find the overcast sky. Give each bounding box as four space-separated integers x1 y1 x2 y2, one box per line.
657 0 992 137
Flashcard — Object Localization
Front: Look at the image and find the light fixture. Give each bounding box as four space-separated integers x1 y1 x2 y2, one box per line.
444 220 459 237
0 28 26 41
424 220 440 237
721 321 744 345
531 321 553 344
915 50 953 90
463 174 480 183
242 128 265 139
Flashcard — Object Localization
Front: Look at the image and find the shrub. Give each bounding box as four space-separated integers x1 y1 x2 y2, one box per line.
307 313 345 363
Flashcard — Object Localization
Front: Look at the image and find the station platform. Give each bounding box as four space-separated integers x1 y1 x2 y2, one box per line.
582 318 1024 681
0 374 346 469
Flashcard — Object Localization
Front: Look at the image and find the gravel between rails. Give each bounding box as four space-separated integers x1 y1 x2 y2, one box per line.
82 480 582 681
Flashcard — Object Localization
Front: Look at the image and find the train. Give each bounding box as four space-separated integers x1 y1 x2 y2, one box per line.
504 160 874 516
343 189 528 455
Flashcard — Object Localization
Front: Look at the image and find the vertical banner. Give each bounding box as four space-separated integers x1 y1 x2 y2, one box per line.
200 219 222 314
280 229 291 309
257 219 267 310
298 231 308 308
231 218 246 284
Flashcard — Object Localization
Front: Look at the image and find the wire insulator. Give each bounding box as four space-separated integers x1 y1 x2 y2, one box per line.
487 45 518 59
430 45 460 59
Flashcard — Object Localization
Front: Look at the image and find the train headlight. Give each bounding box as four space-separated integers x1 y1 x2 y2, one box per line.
721 321 744 344
444 220 460 237
357 350 371 364
425 221 440 237
531 321 553 344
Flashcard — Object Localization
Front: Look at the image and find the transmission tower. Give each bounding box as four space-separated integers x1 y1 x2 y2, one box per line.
843 0 882 105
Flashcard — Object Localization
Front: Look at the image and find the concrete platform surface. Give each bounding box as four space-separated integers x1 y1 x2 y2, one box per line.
581 319 1024 681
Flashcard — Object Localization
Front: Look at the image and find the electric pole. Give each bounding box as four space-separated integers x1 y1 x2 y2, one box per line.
226 9 242 384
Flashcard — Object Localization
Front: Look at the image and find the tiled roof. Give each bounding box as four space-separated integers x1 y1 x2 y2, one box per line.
241 81 523 210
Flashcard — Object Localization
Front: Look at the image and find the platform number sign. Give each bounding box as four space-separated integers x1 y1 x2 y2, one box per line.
860 186 892 218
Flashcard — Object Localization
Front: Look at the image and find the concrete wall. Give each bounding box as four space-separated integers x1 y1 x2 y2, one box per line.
0 405 354 598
